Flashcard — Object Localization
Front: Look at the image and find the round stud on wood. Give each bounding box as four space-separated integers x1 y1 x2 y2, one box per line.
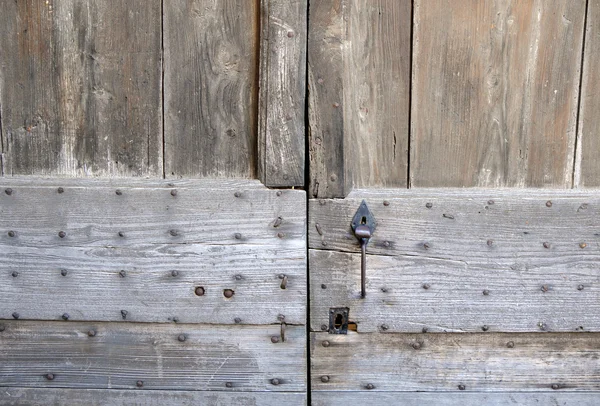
270 378 280 386
195 287 205 296
383 241 391 247
422 283 430 290
578 284 584 291
330 174 337 181
235 274 243 281
234 317 242 324
481 325 489 332
366 383 375 390
118 231 125 237
58 231 66 238
321 284 327 289
321 324 328 331
276 191 283 196
277 314 286 322
322 340 330 348
487 239 493 246
115 189 122 196
62 313 70 321
5 188 13 195
380 324 389 331
170 189 177 197
45 373 55 381
225 382 233 388
178 334 186 342
538 322 548 331
551 384 560 390
425 202 433 209
287 30 295 38
57 187 64 194
12 271 18 278
277 232 285 238
422 327 429 333
136 380 144 388
546 200 552 207
121 310 128 319
507 341 515 348
271 336 280 344
61 269 68 276
458 384 466 390
383 200 390 207
169 230 178 237
321 375 330 383
171 270 179 277
487 200 494 205
543 242 550 249
412 342 421 350
541 285 549 293
0 324 5 332
88 330 96 337
12 312 19 319
483 289 490 296
223 289 235 298
172 317 179 323
119 270 126 278
423 243 430 249
381 287 388 293
234 192 242 198
580 242 587 249
7 230 15 237
234 233 242 240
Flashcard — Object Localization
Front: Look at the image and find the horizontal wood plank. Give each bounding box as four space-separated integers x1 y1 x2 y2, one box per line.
311 332 600 391
312 392 600 405
0 321 305 392
309 190 600 332
0 179 306 324
0 388 306 406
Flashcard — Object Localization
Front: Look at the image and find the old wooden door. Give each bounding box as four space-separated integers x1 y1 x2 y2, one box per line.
0 1 308 405
308 0 600 405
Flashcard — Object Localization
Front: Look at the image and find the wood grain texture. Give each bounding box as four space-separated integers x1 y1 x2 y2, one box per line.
308 0 411 198
311 332 600 391
0 321 306 392
0 388 306 406
411 0 585 187
0 0 162 177
0 179 306 324
312 392 600 405
164 0 258 178
258 0 307 187
576 0 600 187
309 190 600 332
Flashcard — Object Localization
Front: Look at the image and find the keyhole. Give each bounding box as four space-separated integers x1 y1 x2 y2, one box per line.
361 216 367 225
334 313 343 329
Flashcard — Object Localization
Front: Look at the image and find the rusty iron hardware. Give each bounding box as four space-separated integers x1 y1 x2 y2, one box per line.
351 200 376 298
329 307 349 334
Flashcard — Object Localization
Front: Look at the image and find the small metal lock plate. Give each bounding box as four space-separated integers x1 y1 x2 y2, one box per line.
329 307 349 334
351 200 376 236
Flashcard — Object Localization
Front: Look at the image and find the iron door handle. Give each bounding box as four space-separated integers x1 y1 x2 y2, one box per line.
351 201 376 298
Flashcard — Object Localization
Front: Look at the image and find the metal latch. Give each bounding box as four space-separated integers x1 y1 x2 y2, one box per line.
351 200 376 298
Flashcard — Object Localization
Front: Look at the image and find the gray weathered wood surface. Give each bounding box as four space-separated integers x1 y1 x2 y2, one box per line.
308 0 411 198
0 179 306 324
0 0 162 177
311 332 600 391
309 190 600 332
312 392 600 405
258 0 307 187
0 388 306 406
411 0 585 187
0 321 305 392
576 0 600 187
163 0 258 179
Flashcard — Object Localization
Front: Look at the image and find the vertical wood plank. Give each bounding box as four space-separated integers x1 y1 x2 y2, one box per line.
308 0 411 198
577 0 600 187
258 0 307 187
411 0 585 188
0 0 163 177
163 0 258 179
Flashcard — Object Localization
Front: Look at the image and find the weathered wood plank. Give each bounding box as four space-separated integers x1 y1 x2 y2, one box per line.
308 0 410 198
576 0 600 187
411 0 585 187
0 388 307 406
0 179 306 324
0 321 305 392
312 392 600 405
258 0 307 187
0 0 162 177
164 0 258 178
309 190 600 332
311 332 600 391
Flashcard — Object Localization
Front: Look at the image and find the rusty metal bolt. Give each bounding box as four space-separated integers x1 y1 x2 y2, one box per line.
321 324 328 331
223 289 235 298
170 189 177 197
5 188 13 195
412 342 421 350
507 341 515 348
136 380 144 388
580 242 587 249
578 284 584 291
270 378 280 386
551 384 560 390
58 231 66 238
234 317 242 324
276 191 283 197
322 340 330 348
366 383 375 390
46 373 55 381
541 285 549 293
121 310 128 319
12 271 18 278
482 325 489 332
178 334 186 342
422 283 431 290
458 384 466 390
234 233 242 240
234 192 242 198
62 313 70 321
12 312 19 319
57 187 64 194
7 230 15 237
88 329 96 337
195 287 205 296
171 270 178 277
271 336 280 344
546 201 552 207
61 269 68 276
115 189 122 196
383 200 390 207
225 382 233 388
483 289 490 296
380 324 389 331
487 239 494 246
425 202 433 209
543 242 550 249
321 375 330 383
118 231 125 237
169 229 178 237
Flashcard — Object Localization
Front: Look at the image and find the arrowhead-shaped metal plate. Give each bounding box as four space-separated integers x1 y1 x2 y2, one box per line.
351 200 376 235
